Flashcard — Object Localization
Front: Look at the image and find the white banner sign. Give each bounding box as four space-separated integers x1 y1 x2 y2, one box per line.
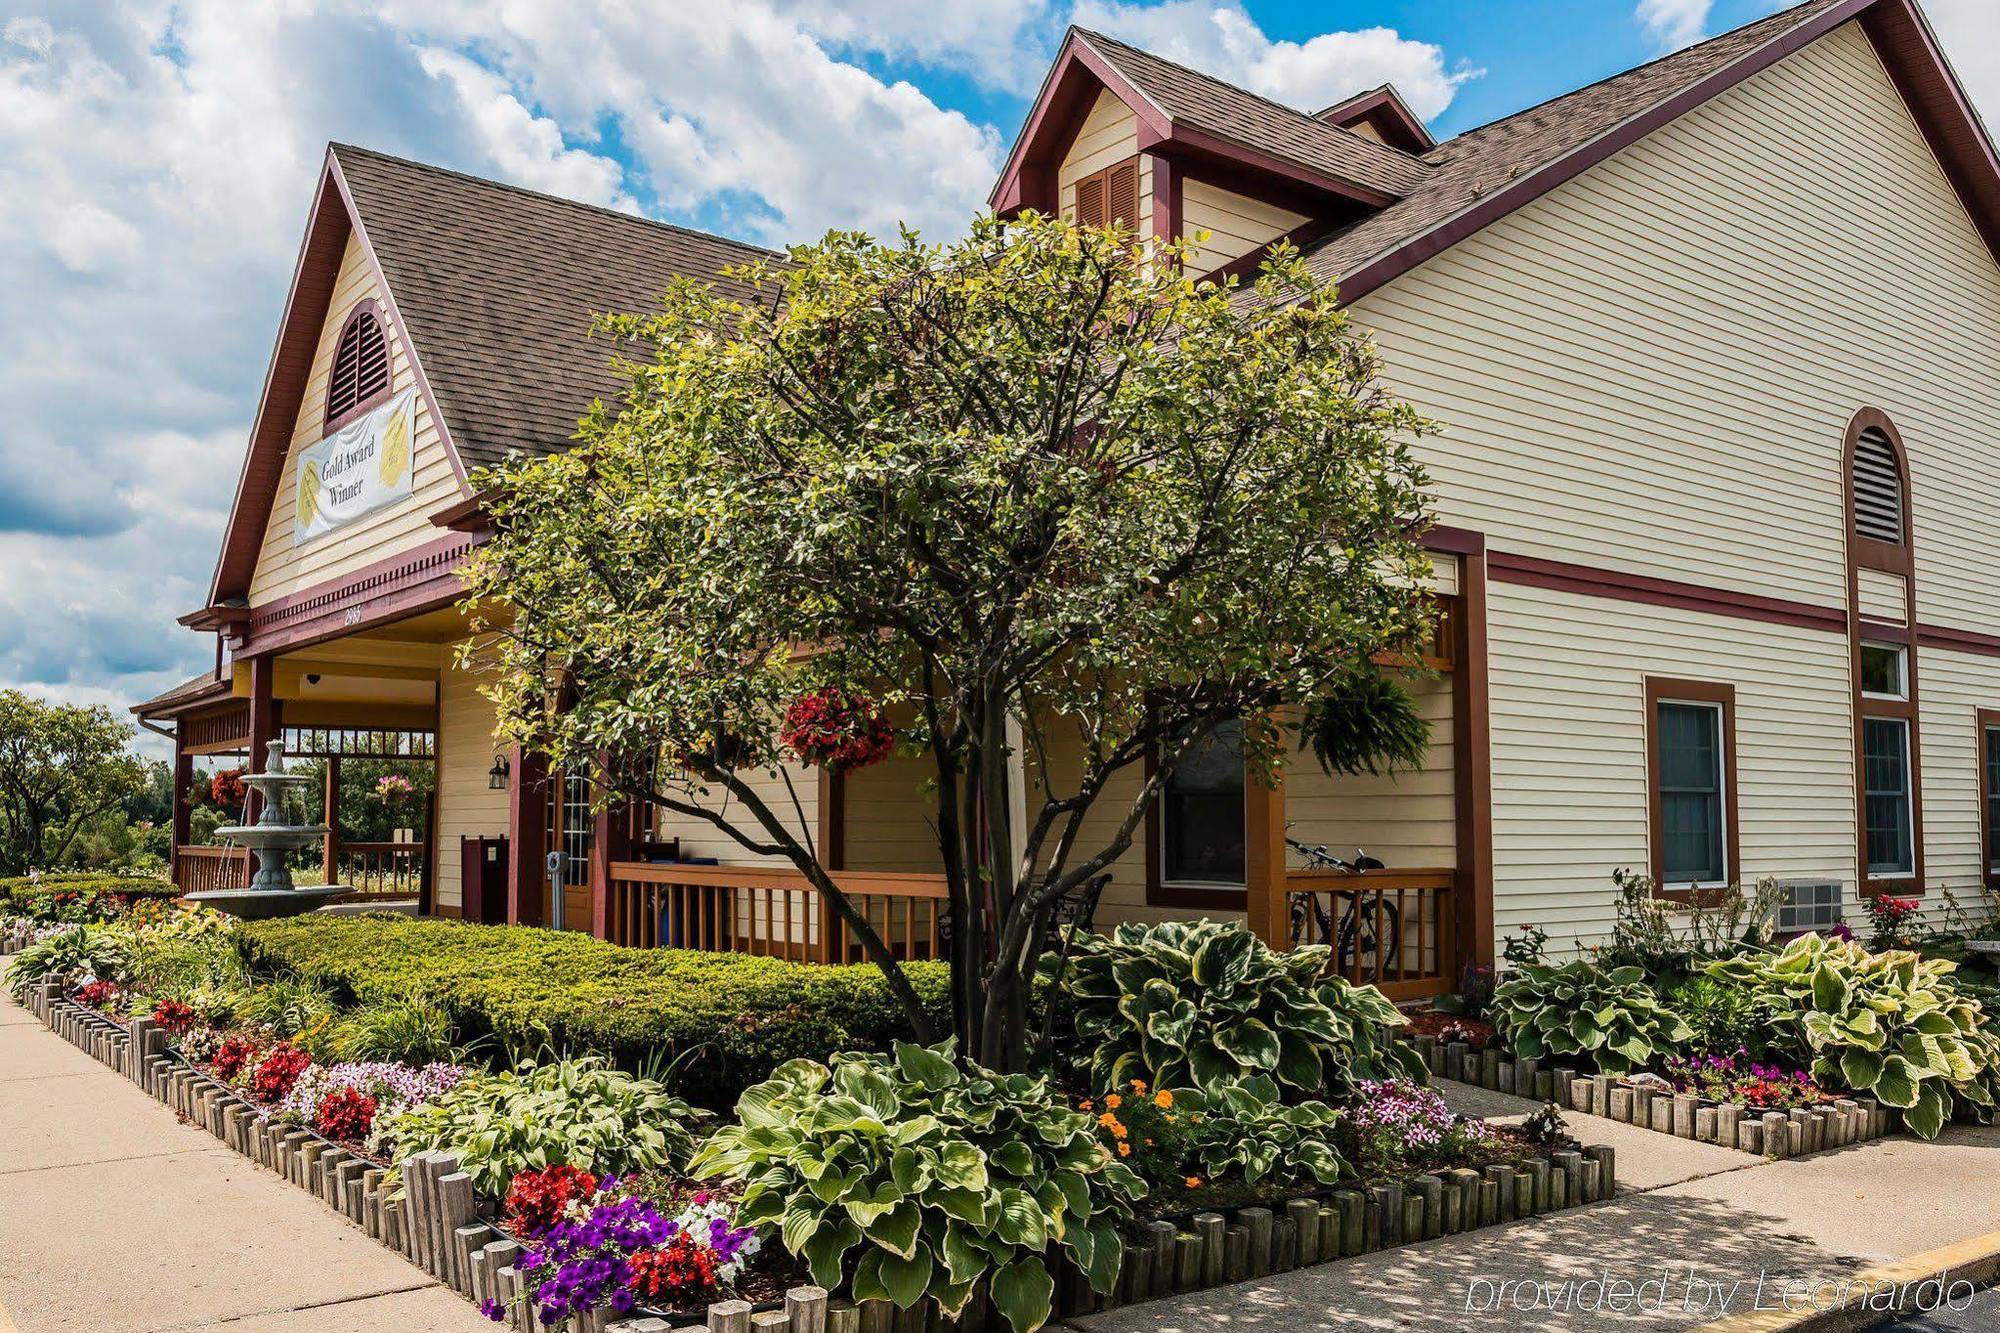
293 387 417 543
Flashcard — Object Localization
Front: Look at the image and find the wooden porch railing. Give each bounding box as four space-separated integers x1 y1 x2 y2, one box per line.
173 845 248 895
604 862 948 963
1286 867 1456 1002
330 842 426 898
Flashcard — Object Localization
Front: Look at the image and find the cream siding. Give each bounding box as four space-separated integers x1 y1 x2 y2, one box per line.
1351 23 2000 628
655 763 819 867
433 644 510 912
1915 648 2000 900
1180 178 1308 276
1058 89 1152 236
842 739 943 873
1346 22 2000 946
1486 581 1856 944
247 231 465 606
1857 568 1908 623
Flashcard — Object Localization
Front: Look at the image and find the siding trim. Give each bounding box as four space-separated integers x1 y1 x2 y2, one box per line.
1644 676 1742 901
1487 551 1848 632
1844 407 1925 896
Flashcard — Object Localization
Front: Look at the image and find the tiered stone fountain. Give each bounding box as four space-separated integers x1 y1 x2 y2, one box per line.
188 740 349 919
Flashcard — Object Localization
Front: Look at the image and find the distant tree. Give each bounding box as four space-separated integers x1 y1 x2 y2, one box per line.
0 690 149 875
461 215 1439 1071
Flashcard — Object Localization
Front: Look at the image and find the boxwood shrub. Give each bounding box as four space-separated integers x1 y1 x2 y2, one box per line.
1 872 178 906
238 915 950 1109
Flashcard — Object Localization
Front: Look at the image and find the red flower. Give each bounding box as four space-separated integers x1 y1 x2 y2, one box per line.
76 980 122 1011
151 999 196 1036
627 1235 720 1306
212 1036 262 1082
209 768 248 809
314 1086 378 1142
780 687 894 772
503 1165 599 1238
248 1043 311 1103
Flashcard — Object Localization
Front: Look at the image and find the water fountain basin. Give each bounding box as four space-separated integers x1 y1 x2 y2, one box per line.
184 741 354 920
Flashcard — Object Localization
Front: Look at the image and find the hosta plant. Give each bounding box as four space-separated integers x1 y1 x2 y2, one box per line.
692 1041 1143 1333
381 1057 709 1199
1178 1076 1348 1189
1492 960 1692 1076
1049 919 1422 1099
5 925 129 999
1705 934 1998 1138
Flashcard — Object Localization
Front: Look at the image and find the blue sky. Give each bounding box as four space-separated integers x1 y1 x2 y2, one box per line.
1 0 1996 751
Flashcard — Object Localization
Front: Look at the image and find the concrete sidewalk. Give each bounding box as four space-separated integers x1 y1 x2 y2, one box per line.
0 987 488 1332
1071 1080 2000 1332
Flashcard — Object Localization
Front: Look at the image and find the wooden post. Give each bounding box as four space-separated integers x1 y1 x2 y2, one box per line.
322 754 341 886
1243 713 1288 950
246 654 281 824
171 727 192 862
590 753 633 942
505 745 547 927
1449 543 1495 971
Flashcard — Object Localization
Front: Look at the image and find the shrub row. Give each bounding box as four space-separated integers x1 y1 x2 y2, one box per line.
237 914 950 1109
1 873 178 907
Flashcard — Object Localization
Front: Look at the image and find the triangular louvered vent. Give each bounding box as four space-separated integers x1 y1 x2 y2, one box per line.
327 309 391 427
1853 427 1903 544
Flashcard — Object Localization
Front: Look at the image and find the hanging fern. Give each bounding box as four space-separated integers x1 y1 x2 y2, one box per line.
1301 666 1432 777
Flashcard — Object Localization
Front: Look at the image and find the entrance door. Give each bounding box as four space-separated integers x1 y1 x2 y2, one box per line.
543 769 595 930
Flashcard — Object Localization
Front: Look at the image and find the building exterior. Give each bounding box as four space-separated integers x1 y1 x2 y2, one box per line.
141 0 2000 993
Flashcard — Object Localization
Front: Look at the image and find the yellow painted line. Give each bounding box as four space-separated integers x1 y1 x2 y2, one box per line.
1702 1227 2000 1331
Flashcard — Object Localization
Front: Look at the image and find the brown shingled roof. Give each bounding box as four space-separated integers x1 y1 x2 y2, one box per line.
332 144 782 471
132 670 229 718
1071 29 1434 198
1291 0 1852 299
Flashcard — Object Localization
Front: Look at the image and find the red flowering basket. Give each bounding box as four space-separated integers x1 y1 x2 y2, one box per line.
209 768 248 810
779 688 894 772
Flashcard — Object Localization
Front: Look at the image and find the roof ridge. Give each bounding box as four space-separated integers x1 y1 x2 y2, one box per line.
328 142 785 260
1431 0 1836 154
1070 27 1428 166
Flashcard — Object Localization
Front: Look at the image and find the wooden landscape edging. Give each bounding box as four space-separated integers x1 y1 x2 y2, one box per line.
1411 1033 1896 1159
17 976 1627 1331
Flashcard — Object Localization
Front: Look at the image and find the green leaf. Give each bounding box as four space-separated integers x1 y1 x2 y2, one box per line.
992 1187 1048 1250
991 1256 1055 1333
866 1201 922 1259
1840 1049 1882 1092
1903 1081 1949 1139
1191 927 1255 990
1216 1017 1282 1070
801 1218 861 1288
1812 964 1851 1015
876 1245 935 1308
1064 1219 1124 1294
894 1041 960 1091
1874 1055 1920 1108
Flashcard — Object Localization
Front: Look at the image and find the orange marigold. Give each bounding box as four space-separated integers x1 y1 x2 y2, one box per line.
1154 1090 1174 1109
1079 1099 1094 1112
1185 1176 1203 1189
1129 1078 1148 1094
1117 1142 1132 1157
1104 1093 1122 1109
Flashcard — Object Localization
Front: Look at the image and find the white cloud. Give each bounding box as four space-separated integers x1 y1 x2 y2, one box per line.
1069 0 1477 120
1636 0 1713 53
415 49 636 213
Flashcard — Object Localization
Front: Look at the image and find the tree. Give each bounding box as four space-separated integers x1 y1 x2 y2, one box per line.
460 215 1439 1071
0 690 149 875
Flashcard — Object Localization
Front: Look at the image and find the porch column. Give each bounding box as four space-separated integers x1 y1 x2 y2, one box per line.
321 755 341 887
246 654 281 824
815 766 846 962
1451 549 1496 971
505 744 548 927
170 725 192 852
1243 721 1288 950
1004 714 1030 883
590 754 634 941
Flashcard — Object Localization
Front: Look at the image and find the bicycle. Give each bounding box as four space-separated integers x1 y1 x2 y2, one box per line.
1286 831 1403 979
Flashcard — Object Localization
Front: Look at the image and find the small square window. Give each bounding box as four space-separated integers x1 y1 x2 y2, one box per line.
1860 643 1906 700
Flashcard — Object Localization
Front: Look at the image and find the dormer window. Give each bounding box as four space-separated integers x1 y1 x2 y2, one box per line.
1074 156 1139 231
1852 425 1904 544
325 303 393 431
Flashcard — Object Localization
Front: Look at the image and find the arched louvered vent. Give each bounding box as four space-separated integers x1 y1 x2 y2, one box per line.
326 307 392 428
1853 427 1904 544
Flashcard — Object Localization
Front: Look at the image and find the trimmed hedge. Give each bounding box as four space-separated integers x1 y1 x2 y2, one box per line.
238 914 950 1109
1 873 178 909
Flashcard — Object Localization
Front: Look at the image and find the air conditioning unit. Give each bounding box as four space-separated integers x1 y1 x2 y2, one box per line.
1774 878 1844 935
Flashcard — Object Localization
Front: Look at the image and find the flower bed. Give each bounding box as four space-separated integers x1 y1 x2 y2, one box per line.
6 905 1658 1332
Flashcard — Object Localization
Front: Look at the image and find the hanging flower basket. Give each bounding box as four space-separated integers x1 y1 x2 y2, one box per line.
376 774 416 806
209 769 247 810
780 687 894 772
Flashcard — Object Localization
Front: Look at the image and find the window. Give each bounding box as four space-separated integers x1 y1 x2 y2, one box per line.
1859 643 1907 699
1646 678 1738 897
1862 717 1914 878
1072 156 1140 232
1159 719 1245 888
1852 426 1905 544
325 304 392 430
543 769 595 928
1980 711 2000 879
1658 702 1726 885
